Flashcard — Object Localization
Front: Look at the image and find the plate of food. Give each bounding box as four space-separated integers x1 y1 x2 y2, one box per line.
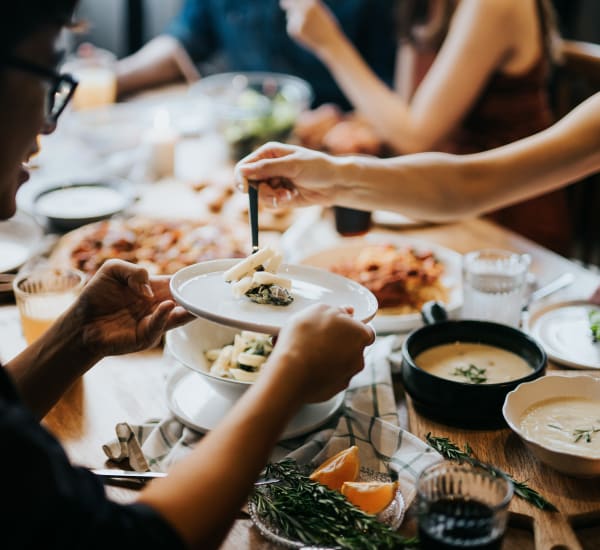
248 447 408 549
170 246 378 334
528 300 600 369
48 216 250 276
0 211 43 273
299 235 462 333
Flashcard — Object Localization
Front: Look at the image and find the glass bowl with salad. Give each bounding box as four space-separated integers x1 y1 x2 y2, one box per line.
190 71 313 160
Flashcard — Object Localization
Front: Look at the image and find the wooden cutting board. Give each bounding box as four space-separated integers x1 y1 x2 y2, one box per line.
407 371 600 550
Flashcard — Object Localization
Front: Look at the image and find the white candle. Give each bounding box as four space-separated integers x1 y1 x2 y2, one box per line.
143 108 178 179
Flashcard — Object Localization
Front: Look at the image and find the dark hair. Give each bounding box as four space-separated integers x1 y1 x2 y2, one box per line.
1 1 79 55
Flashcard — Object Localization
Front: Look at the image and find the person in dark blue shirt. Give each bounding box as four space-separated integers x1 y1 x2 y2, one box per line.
0 2 375 547
116 0 397 108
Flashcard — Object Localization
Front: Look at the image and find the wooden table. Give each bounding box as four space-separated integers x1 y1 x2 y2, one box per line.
2 216 600 549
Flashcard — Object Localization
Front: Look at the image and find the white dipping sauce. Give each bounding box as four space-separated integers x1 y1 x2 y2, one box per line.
520 397 600 458
415 342 532 384
36 186 126 219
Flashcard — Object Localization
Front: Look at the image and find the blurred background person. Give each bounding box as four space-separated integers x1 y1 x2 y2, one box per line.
115 0 397 108
234 92 600 228
282 0 573 255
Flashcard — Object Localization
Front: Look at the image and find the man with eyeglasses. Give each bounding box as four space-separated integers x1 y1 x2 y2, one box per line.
0 3 374 549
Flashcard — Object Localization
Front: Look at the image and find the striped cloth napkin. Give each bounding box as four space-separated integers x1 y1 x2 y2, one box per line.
102 336 441 507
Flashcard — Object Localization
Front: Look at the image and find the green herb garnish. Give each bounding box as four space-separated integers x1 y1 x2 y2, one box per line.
589 310 600 342
573 426 600 443
426 433 557 511
452 364 488 384
245 284 294 306
251 459 418 550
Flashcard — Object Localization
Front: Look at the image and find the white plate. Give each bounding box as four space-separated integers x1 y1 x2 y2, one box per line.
299 234 463 334
170 259 378 334
372 210 426 228
166 366 344 440
528 300 600 369
0 211 43 272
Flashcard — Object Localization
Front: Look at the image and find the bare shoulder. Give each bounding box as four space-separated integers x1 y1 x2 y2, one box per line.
454 0 519 32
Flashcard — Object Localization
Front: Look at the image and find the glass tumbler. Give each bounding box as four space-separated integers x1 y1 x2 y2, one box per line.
416 462 513 550
63 45 117 110
462 249 531 327
13 267 86 344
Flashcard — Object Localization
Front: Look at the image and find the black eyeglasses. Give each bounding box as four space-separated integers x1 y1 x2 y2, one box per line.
2 57 78 124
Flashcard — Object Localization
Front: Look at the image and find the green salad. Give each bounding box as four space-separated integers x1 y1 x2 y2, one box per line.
223 89 298 160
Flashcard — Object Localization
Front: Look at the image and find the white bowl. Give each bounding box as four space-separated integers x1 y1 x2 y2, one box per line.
502 375 600 477
165 316 251 401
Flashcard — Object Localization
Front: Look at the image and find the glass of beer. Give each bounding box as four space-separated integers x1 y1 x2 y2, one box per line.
63 45 117 111
13 268 86 344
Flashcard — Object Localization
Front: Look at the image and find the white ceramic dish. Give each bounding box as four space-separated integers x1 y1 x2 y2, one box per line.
528 300 600 369
503 374 600 477
166 366 344 440
0 211 43 272
372 210 426 228
165 316 255 401
299 234 462 333
170 259 378 335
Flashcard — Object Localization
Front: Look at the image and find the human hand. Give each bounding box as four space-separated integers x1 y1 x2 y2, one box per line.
235 142 339 208
267 304 375 403
68 260 193 358
280 0 344 59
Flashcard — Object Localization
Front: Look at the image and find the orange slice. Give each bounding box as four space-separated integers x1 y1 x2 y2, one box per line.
309 445 360 491
340 480 399 514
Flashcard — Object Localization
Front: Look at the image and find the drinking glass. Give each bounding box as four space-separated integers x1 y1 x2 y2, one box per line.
462 249 530 327
13 268 86 344
333 206 372 237
416 462 513 550
63 45 117 110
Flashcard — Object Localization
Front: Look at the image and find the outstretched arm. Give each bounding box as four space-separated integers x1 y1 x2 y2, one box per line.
282 0 520 153
137 304 374 549
235 92 600 222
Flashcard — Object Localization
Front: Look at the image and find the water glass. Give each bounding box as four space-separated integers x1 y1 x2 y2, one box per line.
462 249 530 327
13 267 86 344
416 462 513 550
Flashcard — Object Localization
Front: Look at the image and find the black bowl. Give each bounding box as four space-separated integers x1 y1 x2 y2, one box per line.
401 302 546 428
33 178 135 232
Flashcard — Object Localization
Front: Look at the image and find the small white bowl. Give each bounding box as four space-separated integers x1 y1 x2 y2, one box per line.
503 375 600 477
165 316 252 401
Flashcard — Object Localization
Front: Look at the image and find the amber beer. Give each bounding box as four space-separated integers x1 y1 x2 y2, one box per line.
13 268 86 344
333 206 372 236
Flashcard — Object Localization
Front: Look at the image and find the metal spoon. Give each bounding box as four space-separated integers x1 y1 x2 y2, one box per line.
522 272 575 312
248 185 259 253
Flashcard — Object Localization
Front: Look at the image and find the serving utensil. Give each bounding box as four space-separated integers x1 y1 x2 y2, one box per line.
248 185 259 253
524 272 575 311
92 468 279 486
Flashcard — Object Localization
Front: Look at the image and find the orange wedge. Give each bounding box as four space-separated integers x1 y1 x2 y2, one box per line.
340 480 399 514
309 445 360 491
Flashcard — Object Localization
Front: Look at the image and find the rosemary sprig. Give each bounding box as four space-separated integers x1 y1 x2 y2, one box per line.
452 364 487 384
573 426 600 443
425 433 558 512
251 459 419 550
589 310 600 342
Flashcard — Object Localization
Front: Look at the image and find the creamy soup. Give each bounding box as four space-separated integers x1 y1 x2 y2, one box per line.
36 186 126 219
415 342 532 384
520 397 600 458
